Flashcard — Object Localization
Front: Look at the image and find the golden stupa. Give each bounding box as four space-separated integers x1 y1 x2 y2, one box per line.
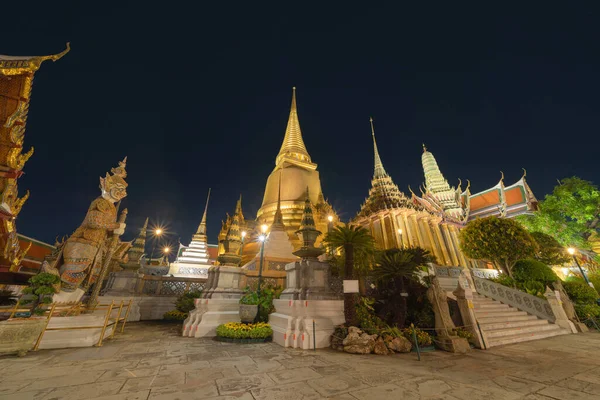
256 88 336 246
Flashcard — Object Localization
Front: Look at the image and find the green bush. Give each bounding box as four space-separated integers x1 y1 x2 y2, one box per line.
563 281 598 304
163 310 188 321
239 285 282 323
216 322 272 339
356 297 387 334
520 280 546 298
175 290 203 314
490 274 516 287
454 327 474 341
512 259 558 284
574 304 600 327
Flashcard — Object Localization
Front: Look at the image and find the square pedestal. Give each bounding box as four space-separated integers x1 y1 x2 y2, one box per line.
183 298 240 338
269 299 344 349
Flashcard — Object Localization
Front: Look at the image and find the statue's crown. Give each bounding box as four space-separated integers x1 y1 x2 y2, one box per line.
110 157 127 179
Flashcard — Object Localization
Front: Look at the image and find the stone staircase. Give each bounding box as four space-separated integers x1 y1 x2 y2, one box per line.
473 293 569 348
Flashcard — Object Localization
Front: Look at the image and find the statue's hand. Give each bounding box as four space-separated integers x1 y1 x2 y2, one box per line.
113 223 126 236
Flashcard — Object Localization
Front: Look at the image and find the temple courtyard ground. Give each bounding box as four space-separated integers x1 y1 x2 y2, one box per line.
0 322 599 400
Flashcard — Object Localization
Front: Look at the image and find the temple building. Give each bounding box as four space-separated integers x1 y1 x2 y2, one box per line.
353 119 469 267
413 148 538 223
217 88 338 264
0 44 69 274
255 88 336 247
168 189 213 278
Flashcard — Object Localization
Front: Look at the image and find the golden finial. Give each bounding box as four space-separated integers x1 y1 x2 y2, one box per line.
466 179 471 191
369 117 375 136
500 171 505 182
291 87 297 111
422 143 427 152
522 168 527 178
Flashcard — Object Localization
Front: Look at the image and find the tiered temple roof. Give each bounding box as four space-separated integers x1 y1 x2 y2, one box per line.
356 118 416 219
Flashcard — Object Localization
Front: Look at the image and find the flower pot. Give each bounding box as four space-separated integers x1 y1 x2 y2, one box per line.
239 304 258 323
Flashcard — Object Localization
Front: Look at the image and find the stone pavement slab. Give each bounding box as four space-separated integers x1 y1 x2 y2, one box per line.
0 321 598 399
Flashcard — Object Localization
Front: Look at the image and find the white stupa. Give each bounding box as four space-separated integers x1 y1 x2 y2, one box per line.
168 189 212 278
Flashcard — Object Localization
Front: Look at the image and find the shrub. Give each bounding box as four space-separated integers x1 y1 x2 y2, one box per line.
512 259 558 284
563 281 598 304
239 285 282 322
574 304 600 327
402 326 432 347
356 297 387 334
175 290 203 314
454 327 474 341
216 322 273 339
163 310 188 321
21 272 61 315
490 274 516 288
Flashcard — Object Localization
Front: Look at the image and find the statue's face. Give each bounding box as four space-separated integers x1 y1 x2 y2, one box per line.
109 184 127 202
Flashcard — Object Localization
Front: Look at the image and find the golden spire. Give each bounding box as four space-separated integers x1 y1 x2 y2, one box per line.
370 117 388 179
271 171 285 231
423 143 427 152
275 87 312 167
196 188 211 235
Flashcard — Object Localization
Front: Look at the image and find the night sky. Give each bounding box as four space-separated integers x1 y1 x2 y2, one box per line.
2 3 599 250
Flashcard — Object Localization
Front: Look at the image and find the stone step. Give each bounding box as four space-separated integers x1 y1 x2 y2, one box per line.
478 318 549 331
473 303 511 310
474 310 528 319
487 328 568 348
477 314 538 324
485 322 558 339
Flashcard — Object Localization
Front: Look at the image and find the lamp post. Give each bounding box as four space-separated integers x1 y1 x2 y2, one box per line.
240 231 247 259
398 228 404 249
567 247 600 305
149 228 163 266
327 215 334 256
163 247 171 267
256 224 268 295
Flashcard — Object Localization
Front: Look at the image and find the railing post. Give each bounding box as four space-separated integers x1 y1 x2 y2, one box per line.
453 276 487 349
544 287 577 333
155 278 163 296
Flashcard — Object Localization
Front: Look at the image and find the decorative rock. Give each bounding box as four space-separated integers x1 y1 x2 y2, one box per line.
343 328 376 354
387 336 412 353
373 337 389 355
330 325 347 352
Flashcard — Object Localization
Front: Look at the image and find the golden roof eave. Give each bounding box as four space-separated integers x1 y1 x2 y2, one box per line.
0 43 70 75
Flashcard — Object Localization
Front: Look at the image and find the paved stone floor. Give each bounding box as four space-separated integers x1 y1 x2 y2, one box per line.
1 322 599 400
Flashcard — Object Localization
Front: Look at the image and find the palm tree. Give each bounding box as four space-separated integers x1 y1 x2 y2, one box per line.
372 247 435 327
323 224 375 326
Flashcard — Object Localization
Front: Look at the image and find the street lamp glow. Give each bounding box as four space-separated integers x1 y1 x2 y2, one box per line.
163 247 170 254
155 228 163 236
258 234 266 242
567 247 576 255
241 231 247 239
327 215 333 222
261 224 268 233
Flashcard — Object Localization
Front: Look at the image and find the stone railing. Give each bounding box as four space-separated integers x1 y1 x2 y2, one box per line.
135 275 207 296
433 266 463 278
472 268 499 279
473 276 555 322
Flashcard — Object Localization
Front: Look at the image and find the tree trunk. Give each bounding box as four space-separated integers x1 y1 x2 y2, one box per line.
344 243 358 326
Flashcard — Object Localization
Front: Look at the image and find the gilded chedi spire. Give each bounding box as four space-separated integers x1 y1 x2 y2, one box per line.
275 87 315 169
356 119 413 219
217 196 244 266
370 117 388 179
196 188 211 236
271 171 285 231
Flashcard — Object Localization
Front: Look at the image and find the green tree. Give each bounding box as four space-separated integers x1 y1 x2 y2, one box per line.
459 216 538 277
530 231 570 266
323 224 375 326
372 247 434 327
518 177 600 249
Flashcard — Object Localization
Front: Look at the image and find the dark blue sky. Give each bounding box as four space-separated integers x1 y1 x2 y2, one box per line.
2 3 599 248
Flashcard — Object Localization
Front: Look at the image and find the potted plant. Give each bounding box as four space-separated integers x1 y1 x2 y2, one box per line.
20 273 61 315
239 290 259 323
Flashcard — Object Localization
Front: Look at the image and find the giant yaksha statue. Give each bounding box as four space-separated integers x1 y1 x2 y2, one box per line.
49 158 128 303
